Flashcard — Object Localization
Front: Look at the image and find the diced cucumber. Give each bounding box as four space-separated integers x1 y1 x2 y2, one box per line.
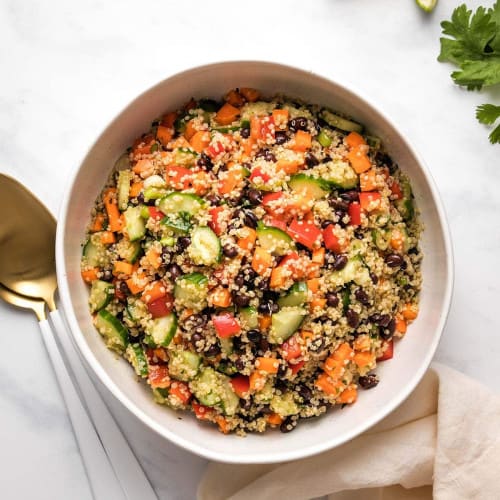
161 215 191 234
256 223 295 256
174 272 209 309
341 287 351 312
268 307 307 344
168 349 201 381
395 177 414 221
288 174 331 200
239 306 259 329
117 170 132 211
319 160 358 189
125 343 148 377
190 367 239 416
253 379 274 403
219 337 234 356
320 109 363 133
366 135 381 149
145 313 177 347
188 226 221 266
326 256 371 287
216 361 238 376
277 281 308 308
88 280 114 313
152 388 169 405
317 129 333 147
125 298 148 324
124 206 146 241
82 233 110 268
175 148 198 166
270 391 299 417
372 229 390 251
94 310 129 353
144 187 167 201
116 238 142 263
158 192 205 217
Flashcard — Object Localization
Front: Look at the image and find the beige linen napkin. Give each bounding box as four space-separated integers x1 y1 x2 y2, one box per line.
198 363 500 500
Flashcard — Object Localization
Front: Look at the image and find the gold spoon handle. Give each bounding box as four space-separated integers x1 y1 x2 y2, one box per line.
50 310 158 500
38 318 126 500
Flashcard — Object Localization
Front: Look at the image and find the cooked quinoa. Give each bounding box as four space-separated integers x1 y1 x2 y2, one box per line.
81 87 422 434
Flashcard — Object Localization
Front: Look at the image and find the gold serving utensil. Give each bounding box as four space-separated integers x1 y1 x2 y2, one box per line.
0 173 157 500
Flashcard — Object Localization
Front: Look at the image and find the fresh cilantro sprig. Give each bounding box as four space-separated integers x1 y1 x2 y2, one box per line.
438 1 500 143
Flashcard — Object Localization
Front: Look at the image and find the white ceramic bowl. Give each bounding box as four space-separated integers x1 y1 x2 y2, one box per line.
56 61 453 464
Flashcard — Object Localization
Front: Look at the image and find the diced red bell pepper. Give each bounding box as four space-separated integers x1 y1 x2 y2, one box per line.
263 215 288 232
281 335 302 361
287 218 322 250
289 360 305 375
192 401 215 421
148 365 171 388
359 192 382 212
390 181 403 200
147 293 174 319
205 141 226 159
213 312 241 338
259 116 275 140
169 381 192 405
208 206 225 236
348 202 362 226
277 251 307 280
377 339 394 361
250 166 272 184
262 191 286 217
165 165 193 190
230 375 250 398
148 206 165 221
323 224 344 253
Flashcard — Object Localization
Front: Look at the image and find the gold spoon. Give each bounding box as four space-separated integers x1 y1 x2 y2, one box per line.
0 173 157 500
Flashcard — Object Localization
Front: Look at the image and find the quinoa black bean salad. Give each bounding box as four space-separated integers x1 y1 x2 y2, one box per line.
81 87 422 434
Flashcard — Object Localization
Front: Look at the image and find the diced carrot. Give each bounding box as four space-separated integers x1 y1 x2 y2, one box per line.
250 116 261 140
323 358 345 380
239 87 260 102
272 109 289 127
191 170 211 196
255 357 280 374
269 266 289 289
170 136 191 149
300 330 315 343
215 415 231 434
129 181 144 199
132 159 154 176
183 119 198 141
145 247 162 270
390 228 405 252
209 287 232 308
359 169 377 192
126 272 148 295
306 261 321 279
152 348 169 362
218 165 244 195
334 343 355 362
316 373 345 396
291 130 312 152
169 381 192 405
267 412 284 426
353 334 371 352
141 280 167 304
165 165 193 190
161 111 177 128
113 260 134 276
252 247 273 275
347 146 371 174
309 297 326 312
215 103 240 125
395 316 407 334
81 268 99 283
189 130 211 153
156 126 173 147
237 226 257 250
345 131 366 148
276 158 303 175
402 303 419 320
147 365 171 389
249 371 267 392
90 213 105 232
353 351 375 368
103 188 122 232
311 247 325 265
240 137 256 159
306 278 320 293
225 89 245 107
100 231 116 245
133 137 155 156
258 315 272 331
337 385 357 404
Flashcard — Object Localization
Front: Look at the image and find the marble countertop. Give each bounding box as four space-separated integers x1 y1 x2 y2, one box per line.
1 0 499 498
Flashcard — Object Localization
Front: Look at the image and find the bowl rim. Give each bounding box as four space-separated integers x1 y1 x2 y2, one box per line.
56 60 454 464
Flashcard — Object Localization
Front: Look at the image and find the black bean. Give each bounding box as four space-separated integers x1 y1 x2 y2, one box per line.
275 131 288 145
136 192 145 204
196 152 213 170
166 263 183 280
335 210 347 227
346 309 360 328
355 288 370 306
321 155 332 163
378 314 392 327
305 152 319 167
205 343 221 357
227 193 243 207
385 253 404 268
223 244 238 258
271 302 279 313
370 272 379 284
328 198 349 212
340 190 359 202
298 385 313 403
247 329 262 343
185 313 207 330
234 273 246 288
232 336 246 354
177 236 191 250
321 220 333 229
354 229 365 240
242 209 258 229
258 301 272 315
235 357 245 371
326 292 339 308
309 337 325 353
380 318 395 340
232 293 250 308
359 374 379 389
240 127 250 139
205 193 221 205
119 281 130 296
332 254 348 271
259 337 269 353
289 117 308 132
191 332 203 347
100 269 113 282
257 278 270 292
255 148 276 162
246 189 263 206
280 417 297 433
370 313 382 324
240 398 252 411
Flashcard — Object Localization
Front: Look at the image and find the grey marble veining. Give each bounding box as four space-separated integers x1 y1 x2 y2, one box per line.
1 0 499 498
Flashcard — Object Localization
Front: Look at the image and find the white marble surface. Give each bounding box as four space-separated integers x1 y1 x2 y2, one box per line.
1 0 499 498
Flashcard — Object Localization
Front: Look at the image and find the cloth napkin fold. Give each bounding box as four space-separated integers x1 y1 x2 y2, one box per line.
198 363 500 500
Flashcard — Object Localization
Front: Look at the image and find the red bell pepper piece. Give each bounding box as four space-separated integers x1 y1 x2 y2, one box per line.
205 141 225 159
192 401 215 421
213 312 241 338
323 224 344 253
289 360 305 374
250 166 272 184
230 375 250 398
208 206 225 236
281 334 302 361
165 165 193 190
148 365 171 388
263 215 288 232
348 202 361 226
377 339 394 361
390 181 403 200
287 218 322 250
169 381 192 405
359 192 382 212
148 206 165 221
259 116 275 140
147 293 174 319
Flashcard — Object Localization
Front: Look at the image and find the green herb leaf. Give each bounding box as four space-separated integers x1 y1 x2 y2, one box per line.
476 103 500 124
